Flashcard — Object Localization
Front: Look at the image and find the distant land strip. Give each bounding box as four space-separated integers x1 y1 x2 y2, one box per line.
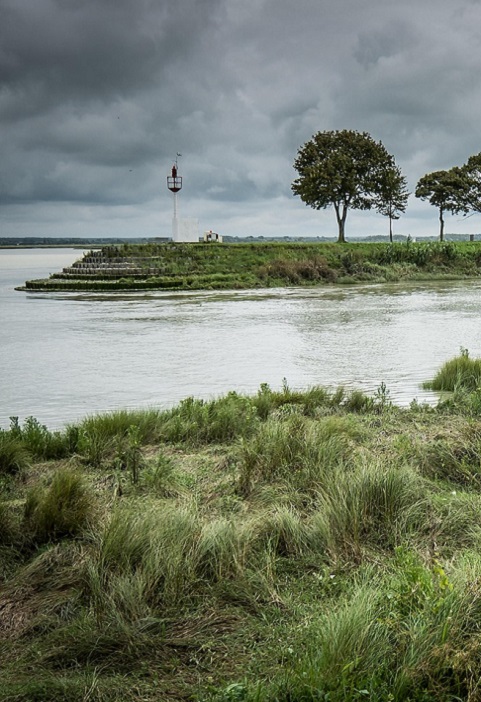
2 233 481 248
14 239 481 292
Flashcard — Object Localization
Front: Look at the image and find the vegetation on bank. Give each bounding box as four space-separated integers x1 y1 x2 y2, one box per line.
3 356 481 700
21 239 481 292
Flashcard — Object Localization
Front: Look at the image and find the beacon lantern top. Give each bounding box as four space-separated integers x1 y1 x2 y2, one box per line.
167 163 182 193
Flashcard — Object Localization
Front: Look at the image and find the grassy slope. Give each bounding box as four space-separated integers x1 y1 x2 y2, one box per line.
24 240 481 291
3 365 481 700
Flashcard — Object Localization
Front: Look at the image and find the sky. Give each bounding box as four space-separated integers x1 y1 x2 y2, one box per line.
2 0 481 240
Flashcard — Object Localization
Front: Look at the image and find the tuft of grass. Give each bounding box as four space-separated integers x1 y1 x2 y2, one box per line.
66 408 163 467
312 462 427 560
0 431 30 475
424 348 481 392
137 450 184 497
253 506 312 559
159 392 259 445
238 414 359 495
252 382 334 421
428 491 481 555
24 468 95 544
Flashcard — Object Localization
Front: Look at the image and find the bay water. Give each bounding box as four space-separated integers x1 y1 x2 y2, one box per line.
2 248 481 429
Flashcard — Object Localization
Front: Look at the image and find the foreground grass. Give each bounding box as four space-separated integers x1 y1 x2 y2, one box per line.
23 239 481 291
4 369 481 699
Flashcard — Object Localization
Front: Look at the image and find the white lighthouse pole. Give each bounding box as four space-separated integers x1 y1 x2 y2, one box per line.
172 191 178 241
167 154 182 242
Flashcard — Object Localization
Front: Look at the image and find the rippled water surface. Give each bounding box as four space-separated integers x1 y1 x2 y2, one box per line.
2 248 481 427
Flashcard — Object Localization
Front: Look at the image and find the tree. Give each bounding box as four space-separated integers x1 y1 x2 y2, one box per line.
460 152 481 214
372 160 409 242
292 130 395 243
415 167 470 241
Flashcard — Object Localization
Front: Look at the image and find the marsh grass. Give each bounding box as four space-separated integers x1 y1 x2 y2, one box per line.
0 670 122 702
238 414 360 495
0 431 30 474
312 463 426 560
424 349 481 392
159 392 259 445
68 408 163 466
9 365 481 700
89 502 279 615
24 468 95 544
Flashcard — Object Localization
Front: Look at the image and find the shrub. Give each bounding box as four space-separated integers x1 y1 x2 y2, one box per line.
14 416 68 460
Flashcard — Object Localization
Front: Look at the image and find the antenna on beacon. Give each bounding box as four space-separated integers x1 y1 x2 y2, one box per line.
167 153 182 241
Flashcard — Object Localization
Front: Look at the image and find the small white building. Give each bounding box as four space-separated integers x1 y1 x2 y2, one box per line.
203 230 223 243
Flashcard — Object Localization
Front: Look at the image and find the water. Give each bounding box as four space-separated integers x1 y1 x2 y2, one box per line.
2 248 481 428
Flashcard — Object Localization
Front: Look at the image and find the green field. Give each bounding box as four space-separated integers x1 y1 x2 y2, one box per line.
4 355 481 700
21 240 481 291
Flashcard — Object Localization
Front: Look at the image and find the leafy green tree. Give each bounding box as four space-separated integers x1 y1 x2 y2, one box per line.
372 161 409 242
292 130 395 243
460 152 481 214
415 167 469 241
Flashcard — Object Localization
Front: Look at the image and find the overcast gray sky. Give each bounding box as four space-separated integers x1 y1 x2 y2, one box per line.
2 0 481 240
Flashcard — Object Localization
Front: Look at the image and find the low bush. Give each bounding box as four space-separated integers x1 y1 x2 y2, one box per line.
9 416 68 460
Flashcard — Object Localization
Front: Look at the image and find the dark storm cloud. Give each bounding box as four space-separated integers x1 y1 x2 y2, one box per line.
3 0 481 237
0 0 224 112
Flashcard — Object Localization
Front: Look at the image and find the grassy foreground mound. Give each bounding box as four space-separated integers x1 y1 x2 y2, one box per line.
22 240 481 291
3 368 481 700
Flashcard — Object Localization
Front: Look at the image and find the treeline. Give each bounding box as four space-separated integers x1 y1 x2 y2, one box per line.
293 129 481 243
